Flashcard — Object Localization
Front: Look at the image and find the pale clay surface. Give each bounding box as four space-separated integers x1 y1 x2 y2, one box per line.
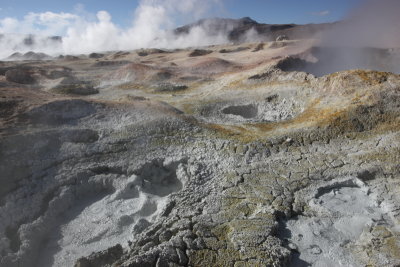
0 40 399 267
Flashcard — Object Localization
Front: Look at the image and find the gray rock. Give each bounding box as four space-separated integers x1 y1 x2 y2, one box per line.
276 35 289 41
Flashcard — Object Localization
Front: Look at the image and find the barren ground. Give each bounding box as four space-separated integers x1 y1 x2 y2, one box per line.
0 40 399 267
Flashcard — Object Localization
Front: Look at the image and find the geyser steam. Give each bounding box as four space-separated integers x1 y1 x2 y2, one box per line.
322 0 400 49
307 0 400 76
0 0 226 59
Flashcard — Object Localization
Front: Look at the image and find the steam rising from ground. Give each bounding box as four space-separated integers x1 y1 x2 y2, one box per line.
322 0 400 48
1 0 400 64
309 0 400 75
0 0 226 59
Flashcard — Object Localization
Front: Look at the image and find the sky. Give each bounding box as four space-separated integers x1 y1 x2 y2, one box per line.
0 0 362 32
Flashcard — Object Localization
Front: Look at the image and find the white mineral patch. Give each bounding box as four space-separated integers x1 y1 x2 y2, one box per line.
36 175 170 267
285 186 387 267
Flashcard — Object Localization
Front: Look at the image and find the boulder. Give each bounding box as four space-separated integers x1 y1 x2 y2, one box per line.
276 35 289 41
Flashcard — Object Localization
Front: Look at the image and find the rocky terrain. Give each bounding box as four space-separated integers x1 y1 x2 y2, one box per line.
0 38 399 267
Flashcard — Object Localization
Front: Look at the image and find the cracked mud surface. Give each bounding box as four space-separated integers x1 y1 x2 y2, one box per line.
280 178 393 266
0 40 399 267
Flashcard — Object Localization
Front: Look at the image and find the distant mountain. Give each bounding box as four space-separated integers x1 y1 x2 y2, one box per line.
175 17 335 42
0 33 62 46
175 17 259 37
7 51 52 61
0 34 62 60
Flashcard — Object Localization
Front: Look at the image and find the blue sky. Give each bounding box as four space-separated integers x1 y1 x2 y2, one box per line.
0 0 362 29
227 0 362 24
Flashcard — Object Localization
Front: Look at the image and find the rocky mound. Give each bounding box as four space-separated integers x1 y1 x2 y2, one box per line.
0 87 53 133
50 77 99 96
97 63 157 88
3 64 73 85
189 49 213 57
88 53 105 59
188 57 237 75
7 51 52 61
219 46 250 53
5 67 37 84
137 48 169 57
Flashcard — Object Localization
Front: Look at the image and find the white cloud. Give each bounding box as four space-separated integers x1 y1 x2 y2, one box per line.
311 10 330 17
0 17 19 32
0 11 78 36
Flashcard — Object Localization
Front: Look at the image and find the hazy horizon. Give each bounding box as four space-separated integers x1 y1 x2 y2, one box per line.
0 0 399 60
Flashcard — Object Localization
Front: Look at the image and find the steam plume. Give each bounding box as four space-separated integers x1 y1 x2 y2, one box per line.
322 0 400 48
304 0 400 76
0 0 226 59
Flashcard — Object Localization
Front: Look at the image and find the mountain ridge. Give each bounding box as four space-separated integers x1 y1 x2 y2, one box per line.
174 16 335 42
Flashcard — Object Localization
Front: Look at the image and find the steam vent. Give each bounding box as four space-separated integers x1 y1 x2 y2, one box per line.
1 6 400 267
